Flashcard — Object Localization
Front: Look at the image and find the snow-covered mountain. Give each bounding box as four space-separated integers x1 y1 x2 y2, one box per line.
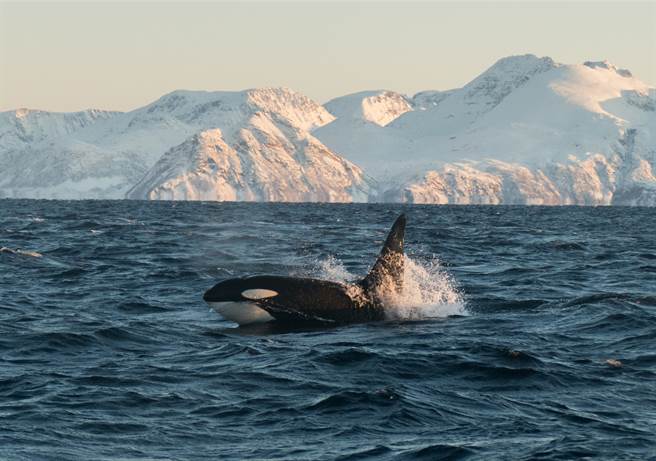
315 55 656 205
0 88 339 199
323 90 413 127
126 116 370 202
0 108 119 148
1 54 655 204
313 90 412 179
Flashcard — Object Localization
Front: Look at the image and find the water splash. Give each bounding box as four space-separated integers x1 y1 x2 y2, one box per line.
313 254 466 320
385 255 466 320
312 255 353 284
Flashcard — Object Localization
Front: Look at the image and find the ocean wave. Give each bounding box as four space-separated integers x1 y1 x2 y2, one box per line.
1 201 655 459
306 388 402 412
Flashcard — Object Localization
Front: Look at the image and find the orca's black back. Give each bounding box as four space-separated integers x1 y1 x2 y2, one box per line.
250 276 384 324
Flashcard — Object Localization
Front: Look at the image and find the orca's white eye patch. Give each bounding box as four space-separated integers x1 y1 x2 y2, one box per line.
241 289 278 300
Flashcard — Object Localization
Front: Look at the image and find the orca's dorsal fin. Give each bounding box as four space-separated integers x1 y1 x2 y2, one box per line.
361 214 406 298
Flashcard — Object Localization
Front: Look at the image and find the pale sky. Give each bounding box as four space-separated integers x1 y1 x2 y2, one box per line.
1 1 655 112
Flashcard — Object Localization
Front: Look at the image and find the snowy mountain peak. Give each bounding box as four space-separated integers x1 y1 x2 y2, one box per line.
545 59 651 118
463 54 557 104
8 107 115 119
482 54 557 75
324 90 412 126
388 54 558 138
139 87 334 133
584 60 633 78
244 87 335 131
0 108 119 149
407 55 557 114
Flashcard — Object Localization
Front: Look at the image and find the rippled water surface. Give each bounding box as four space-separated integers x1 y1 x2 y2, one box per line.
1 200 655 460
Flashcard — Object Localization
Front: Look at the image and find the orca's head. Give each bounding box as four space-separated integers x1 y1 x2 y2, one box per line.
203 276 280 303
203 276 282 325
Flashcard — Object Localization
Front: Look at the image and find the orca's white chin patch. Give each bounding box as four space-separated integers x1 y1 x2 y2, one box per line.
207 301 274 326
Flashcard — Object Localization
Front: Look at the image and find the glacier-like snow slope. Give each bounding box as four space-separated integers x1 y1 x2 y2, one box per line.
1 55 655 204
313 90 415 182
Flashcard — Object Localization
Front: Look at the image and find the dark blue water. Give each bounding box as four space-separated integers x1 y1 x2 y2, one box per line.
1 201 655 460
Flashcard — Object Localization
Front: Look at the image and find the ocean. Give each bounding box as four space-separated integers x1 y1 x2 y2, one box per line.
1 200 655 460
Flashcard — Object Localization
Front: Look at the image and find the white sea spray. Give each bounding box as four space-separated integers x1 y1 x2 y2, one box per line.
315 254 466 319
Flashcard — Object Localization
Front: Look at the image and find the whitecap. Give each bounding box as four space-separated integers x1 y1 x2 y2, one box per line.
0 247 43 258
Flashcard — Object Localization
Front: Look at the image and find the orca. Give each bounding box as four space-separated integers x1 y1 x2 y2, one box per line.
203 214 406 326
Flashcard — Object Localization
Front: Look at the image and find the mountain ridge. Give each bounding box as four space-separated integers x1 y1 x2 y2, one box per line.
1 54 655 205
